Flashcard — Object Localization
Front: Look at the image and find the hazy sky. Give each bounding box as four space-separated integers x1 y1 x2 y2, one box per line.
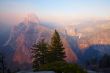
0 0 110 24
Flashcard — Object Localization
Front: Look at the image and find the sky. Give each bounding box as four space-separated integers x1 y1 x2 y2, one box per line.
0 0 110 24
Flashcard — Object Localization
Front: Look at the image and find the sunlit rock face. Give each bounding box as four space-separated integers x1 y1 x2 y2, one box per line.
64 20 110 64
61 37 78 63
65 26 77 36
5 15 51 68
68 20 110 49
24 13 40 25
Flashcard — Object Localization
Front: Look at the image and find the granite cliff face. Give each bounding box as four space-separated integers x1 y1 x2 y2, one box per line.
4 15 77 69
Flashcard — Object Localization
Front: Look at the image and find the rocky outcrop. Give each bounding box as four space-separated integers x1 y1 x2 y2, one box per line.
17 71 55 73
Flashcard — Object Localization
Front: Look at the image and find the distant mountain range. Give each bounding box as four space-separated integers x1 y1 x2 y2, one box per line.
0 14 110 70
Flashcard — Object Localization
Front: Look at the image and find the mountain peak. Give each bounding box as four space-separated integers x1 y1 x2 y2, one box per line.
23 13 40 24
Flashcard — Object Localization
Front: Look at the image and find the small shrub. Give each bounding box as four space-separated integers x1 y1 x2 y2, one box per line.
39 61 87 73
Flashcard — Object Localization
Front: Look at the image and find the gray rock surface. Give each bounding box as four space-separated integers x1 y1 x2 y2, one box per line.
17 71 55 73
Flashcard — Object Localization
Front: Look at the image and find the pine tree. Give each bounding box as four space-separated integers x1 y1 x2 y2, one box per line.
49 30 66 62
31 39 48 71
0 53 5 73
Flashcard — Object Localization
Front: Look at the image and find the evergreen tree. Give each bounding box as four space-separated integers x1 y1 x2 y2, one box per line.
99 54 110 68
0 53 5 73
49 30 66 62
31 39 48 71
38 39 49 64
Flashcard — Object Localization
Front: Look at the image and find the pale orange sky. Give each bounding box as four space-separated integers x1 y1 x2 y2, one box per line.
0 0 110 25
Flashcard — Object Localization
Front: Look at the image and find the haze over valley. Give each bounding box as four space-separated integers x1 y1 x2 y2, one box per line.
0 0 110 73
